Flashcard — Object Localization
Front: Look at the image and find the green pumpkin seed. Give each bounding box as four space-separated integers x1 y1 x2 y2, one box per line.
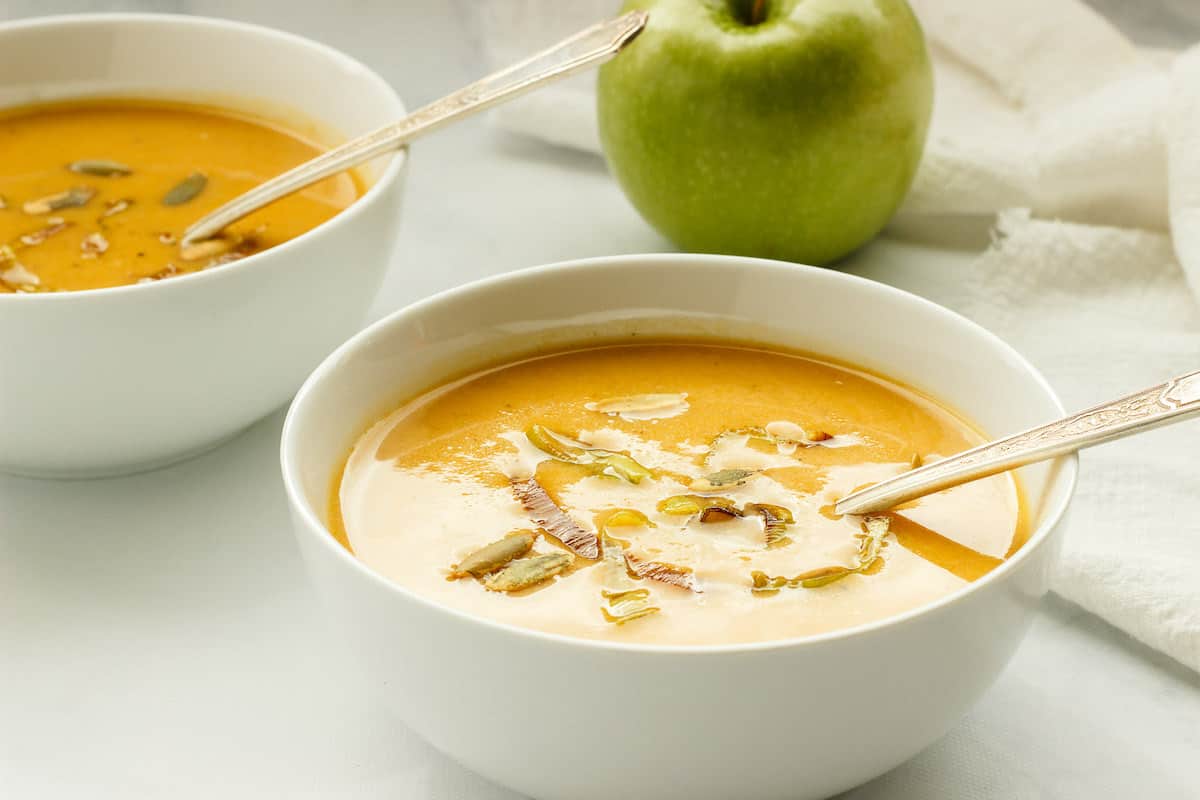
656 494 737 516
524 424 653 484
449 530 536 579
483 552 573 592
698 506 740 523
600 587 660 625
68 159 132 177
23 186 95 215
750 517 891 595
745 503 794 548
162 172 207 206
690 468 755 492
751 566 854 594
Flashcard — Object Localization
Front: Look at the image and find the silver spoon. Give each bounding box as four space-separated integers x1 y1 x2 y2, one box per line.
181 11 648 246
835 368 1200 516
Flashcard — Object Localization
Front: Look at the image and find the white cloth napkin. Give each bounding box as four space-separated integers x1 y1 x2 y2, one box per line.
478 0 1200 674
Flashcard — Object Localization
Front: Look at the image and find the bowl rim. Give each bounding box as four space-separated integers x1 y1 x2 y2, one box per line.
0 12 407 303
281 252 1079 656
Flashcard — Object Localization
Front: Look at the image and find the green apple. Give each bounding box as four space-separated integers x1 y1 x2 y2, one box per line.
597 0 933 265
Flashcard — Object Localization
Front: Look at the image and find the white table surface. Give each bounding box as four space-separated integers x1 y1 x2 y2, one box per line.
2 2 1198 798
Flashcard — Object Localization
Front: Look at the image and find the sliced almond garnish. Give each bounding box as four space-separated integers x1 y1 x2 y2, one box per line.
1 261 39 288
19 220 70 246
510 476 599 559
101 198 133 219
585 392 689 421
625 552 701 593
80 232 109 258
139 263 180 283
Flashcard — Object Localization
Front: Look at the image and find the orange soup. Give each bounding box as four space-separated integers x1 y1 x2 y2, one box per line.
333 343 1026 645
0 99 362 293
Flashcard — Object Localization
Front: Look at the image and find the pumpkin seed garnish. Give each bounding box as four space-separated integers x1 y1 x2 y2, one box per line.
910 453 924 469
101 198 133 219
596 507 654 535
690 467 755 492
162 172 207 206
698 505 740 523
448 530 536 579
744 502 794 547
510 476 599 559
595 514 661 625
483 552 573 592
657 494 739 518
751 516 891 594
68 159 132 177
601 588 660 624
751 566 854 594
23 186 95 215
80 232 109 258
525 423 653 484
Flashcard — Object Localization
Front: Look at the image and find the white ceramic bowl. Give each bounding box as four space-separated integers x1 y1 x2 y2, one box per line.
281 254 1076 800
0 14 406 477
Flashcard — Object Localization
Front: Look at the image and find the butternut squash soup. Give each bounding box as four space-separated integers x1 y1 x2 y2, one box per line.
335 343 1026 645
0 99 362 293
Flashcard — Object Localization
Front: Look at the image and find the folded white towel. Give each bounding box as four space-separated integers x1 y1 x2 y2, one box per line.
479 0 1200 673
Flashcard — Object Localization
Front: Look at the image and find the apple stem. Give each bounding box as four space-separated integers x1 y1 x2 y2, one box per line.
751 0 766 24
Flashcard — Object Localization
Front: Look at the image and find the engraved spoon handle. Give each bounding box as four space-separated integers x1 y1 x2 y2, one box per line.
834 369 1200 516
182 11 648 245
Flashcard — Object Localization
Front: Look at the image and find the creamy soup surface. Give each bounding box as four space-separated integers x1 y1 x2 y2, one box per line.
0 99 361 293
335 343 1026 645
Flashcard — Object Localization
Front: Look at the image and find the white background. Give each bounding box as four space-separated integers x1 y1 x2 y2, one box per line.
1 1 1198 797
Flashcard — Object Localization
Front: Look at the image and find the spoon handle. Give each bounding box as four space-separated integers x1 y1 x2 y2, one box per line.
834 368 1200 516
182 10 648 245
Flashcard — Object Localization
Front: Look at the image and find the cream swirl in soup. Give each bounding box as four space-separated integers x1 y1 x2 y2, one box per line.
334 343 1025 645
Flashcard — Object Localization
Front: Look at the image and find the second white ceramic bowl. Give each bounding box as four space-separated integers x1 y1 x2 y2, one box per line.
282 254 1076 800
0 14 407 477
